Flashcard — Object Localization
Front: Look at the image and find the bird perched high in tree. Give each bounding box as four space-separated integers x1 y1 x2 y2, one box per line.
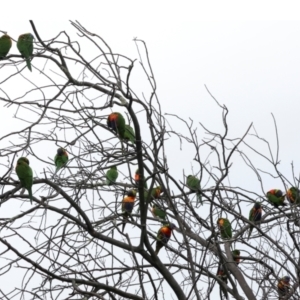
54 148 69 172
217 264 228 300
135 169 148 189
277 276 290 299
248 202 262 240
217 218 232 239
124 124 135 143
107 112 126 138
266 189 287 208
105 166 118 185
145 186 163 204
286 187 300 204
151 204 166 221
121 190 136 232
187 175 202 204
155 223 176 255
15 157 33 204
17 33 34 71
231 250 241 265
0 34 12 59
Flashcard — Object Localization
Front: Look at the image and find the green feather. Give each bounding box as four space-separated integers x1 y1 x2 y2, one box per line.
0 35 12 58
187 175 202 204
15 157 33 204
17 33 34 72
151 204 166 220
54 148 69 172
124 125 135 143
266 189 286 208
105 166 118 185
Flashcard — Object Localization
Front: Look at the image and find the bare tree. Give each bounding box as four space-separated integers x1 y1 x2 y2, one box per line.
0 21 299 300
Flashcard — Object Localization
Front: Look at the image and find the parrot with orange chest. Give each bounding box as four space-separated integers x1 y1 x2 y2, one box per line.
107 112 126 138
135 168 148 189
54 148 69 172
155 223 176 255
122 189 137 232
217 264 228 299
217 218 232 239
286 187 300 204
15 157 33 204
248 202 262 239
231 250 241 265
277 276 290 299
266 189 287 208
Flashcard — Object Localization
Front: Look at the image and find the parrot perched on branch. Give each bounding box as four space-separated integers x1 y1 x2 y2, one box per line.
217 264 228 300
124 124 135 143
155 223 176 255
277 276 290 299
217 218 232 239
105 166 118 185
107 112 126 138
54 148 68 172
286 187 300 204
17 33 34 71
145 186 163 203
231 250 241 265
121 190 136 232
266 189 287 208
135 169 148 189
0 34 12 58
15 157 33 204
187 175 202 204
151 204 166 221
248 202 262 240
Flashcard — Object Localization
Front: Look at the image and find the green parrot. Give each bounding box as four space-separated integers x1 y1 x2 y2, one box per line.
144 186 163 203
15 157 33 204
231 250 241 265
151 204 166 221
217 218 232 239
124 124 135 143
187 175 202 204
54 148 69 172
105 166 118 185
286 187 300 204
107 112 126 138
266 189 287 208
0 34 12 59
248 202 262 240
17 33 34 72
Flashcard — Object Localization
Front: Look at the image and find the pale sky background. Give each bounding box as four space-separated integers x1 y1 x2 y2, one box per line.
1 1 300 299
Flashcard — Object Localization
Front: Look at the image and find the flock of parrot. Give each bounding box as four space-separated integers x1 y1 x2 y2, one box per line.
0 33 34 71
9 76 297 296
216 187 299 299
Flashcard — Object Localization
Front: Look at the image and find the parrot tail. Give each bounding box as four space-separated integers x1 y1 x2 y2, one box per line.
247 226 253 240
197 192 203 205
26 57 32 72
28 188 33 204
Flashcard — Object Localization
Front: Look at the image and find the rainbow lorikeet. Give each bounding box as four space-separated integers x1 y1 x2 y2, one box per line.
231 250 241 265
15 157 33 204
187 175 202 204
107 112 126 138
248 202 262 240
54 148 69 172
266 189 287 208
17 33 34 72
145 186 163 204
277 276 290 298
151 204 166 221
155 223 176 255
217 218 232 239
0 34 12 59
124 125 135 143
134 168 148 189
105 166 118 185
217 264 228 300
286 187 300 204
122 190 136 232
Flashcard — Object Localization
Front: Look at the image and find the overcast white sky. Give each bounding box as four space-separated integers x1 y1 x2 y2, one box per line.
1 2 300 298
